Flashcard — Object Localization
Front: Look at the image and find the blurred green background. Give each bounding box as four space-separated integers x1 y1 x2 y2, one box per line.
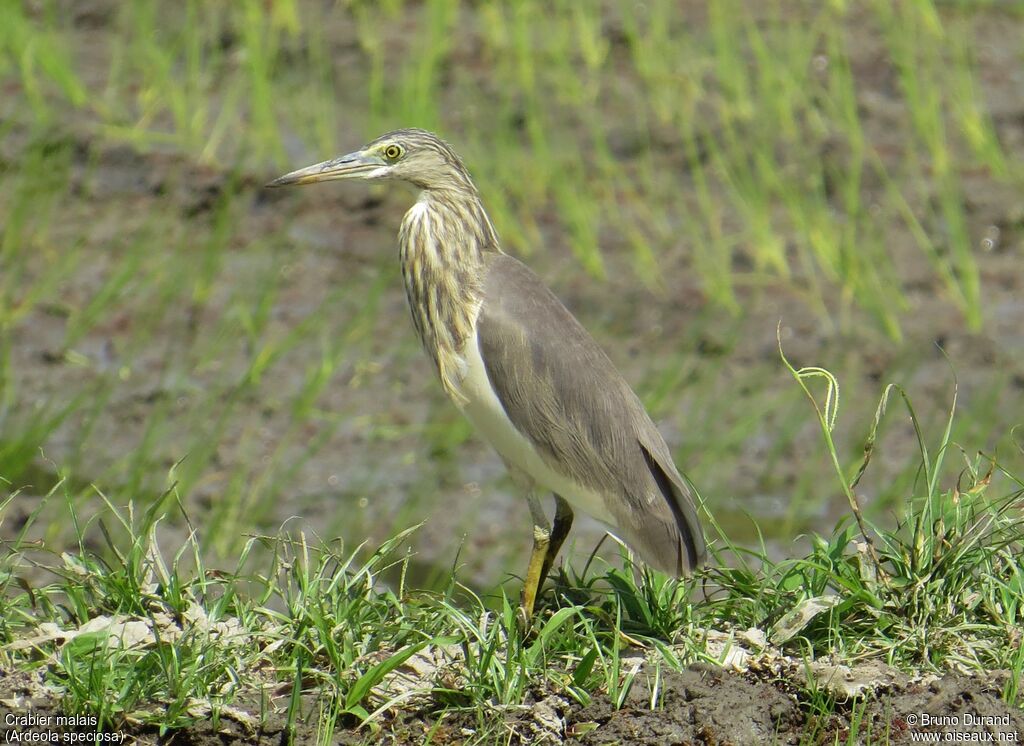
1 0 1022 588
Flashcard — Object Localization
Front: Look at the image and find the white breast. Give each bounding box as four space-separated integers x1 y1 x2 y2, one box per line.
454 332 616 526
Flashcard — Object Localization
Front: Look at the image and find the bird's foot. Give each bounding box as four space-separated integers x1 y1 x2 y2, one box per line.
515 603 536 635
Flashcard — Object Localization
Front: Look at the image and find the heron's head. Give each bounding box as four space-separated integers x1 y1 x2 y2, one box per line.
268 128 476 194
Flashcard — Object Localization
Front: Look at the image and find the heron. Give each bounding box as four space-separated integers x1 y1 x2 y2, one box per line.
269 129 706 619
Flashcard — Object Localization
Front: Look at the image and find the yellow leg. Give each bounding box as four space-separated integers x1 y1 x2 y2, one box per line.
520 494 574 622
520 523 551 622
540 496 574 588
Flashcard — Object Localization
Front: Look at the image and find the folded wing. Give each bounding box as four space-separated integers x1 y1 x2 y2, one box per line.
475 254 706 575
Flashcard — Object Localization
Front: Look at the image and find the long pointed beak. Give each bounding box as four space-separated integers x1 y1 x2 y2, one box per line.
266 150 385 187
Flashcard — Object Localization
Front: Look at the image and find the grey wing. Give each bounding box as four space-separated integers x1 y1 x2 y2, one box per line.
476 254 706 575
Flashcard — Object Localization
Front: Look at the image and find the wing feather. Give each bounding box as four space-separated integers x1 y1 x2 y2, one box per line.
476 254 706 574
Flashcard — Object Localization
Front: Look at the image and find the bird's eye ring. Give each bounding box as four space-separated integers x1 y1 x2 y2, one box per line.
383 144 403 161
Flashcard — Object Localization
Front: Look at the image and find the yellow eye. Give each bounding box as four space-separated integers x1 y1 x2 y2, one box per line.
383 144 402 161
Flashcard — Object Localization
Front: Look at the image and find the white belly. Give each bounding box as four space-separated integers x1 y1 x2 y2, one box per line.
454 333 616 526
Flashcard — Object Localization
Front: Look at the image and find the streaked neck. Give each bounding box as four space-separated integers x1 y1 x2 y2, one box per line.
398 189 500 398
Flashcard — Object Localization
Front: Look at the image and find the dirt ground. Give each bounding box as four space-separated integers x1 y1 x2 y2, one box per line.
3 663 1022 745
564 667 1023 746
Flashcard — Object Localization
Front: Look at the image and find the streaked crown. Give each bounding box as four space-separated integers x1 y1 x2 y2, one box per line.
364 129 477 193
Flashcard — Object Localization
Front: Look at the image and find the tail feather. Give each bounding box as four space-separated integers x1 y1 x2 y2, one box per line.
640 444 703 574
